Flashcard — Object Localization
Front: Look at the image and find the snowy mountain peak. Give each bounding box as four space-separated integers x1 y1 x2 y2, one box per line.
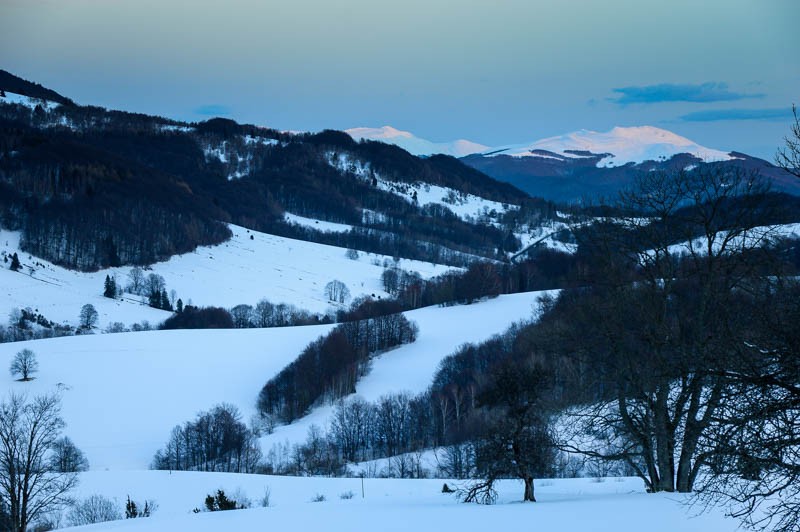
346 124 733 167
347 125 415 140
345 126 489 157
491 126 733 167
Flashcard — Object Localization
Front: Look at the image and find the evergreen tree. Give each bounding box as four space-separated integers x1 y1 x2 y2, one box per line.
103 275 117 298
160 289 172 311
176 299 183 313
9 253 20 272
125 496 137 519
148 289 161 309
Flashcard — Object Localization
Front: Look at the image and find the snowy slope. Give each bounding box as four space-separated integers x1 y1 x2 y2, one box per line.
488 126 734 167
327 152 515 223
0 291 546 470
346 126 489 157
0 224 452 329
261 291 552 449
0 90 61 111
66 472 739 532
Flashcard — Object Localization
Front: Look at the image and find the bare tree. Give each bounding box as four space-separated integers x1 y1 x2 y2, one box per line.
79 304 98 329
126 267 145 295
776 104 800 178
324 280 351 304
230 304 254 328
464 360 554 503
9 349 38 381
556 166 781 493
66 495 121 527
0 393 78 532
49 436 89 473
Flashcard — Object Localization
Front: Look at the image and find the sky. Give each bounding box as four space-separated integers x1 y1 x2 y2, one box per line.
0 0 797 159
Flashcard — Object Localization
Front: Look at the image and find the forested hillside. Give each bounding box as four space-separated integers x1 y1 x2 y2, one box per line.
0 79 555 271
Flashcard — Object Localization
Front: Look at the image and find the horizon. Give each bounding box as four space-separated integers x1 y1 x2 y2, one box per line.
1 0 798 159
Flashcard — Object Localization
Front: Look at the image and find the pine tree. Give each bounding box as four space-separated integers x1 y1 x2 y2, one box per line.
9 252 21 272
176 299 184 313
103 275 117 298
148 289 161 309
160 289 172 311
125 496 138 519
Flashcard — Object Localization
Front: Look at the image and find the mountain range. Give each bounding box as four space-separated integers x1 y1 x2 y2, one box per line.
347 125 799 202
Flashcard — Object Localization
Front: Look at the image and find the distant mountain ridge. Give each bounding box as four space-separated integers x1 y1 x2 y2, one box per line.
346 125 799 202
346 125 489 157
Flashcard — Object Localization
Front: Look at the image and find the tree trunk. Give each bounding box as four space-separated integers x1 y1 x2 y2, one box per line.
523 476 536 502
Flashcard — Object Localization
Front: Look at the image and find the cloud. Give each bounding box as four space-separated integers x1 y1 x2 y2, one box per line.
610 82 762 105
679 108 792 122
194 104 231 116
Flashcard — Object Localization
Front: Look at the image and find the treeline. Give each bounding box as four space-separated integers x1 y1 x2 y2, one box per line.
257 314 418 423
0 69 75 105
151 403 261 473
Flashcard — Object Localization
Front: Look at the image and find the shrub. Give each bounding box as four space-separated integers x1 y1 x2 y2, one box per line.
67 495 121 527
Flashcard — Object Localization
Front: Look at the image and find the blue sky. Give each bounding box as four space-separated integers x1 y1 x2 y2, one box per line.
1 0 797 158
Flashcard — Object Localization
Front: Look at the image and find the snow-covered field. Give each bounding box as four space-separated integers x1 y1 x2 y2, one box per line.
66 472 737 531
0 291 547 470
0 224 453 329
261 291 552 449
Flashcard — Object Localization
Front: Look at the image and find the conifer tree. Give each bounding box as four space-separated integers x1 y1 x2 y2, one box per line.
103 275 117 298
9 253 20 272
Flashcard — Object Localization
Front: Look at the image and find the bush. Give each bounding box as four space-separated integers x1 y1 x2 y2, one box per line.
67 495 121 527
160 306 234 329
310 493 326 503
204 490 244 512
125 496 156 518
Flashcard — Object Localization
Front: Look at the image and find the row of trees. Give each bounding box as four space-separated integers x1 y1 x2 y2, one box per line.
151 403 261 474
257 313 418 423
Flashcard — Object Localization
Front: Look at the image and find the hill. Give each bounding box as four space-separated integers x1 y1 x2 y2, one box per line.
0 77 550 272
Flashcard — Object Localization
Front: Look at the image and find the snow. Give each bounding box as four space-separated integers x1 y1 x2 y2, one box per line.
0 230 171 330
346 126 489 157
513 220 577 256
284 213 353 233
0 326 333 470
487 126 734 167
65 472 738 531
0 90 61 111
0 291 548 470
664 222 800 257
0 224 452 329
243 135 278 147
261 291 553 448
345 124 733 168
326 152 516 223
157 124 194 133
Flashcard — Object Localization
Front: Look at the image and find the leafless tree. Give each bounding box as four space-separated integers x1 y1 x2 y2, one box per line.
49 436 89 473
66 495 121 527
230 304 254 328
464 360 554 503
79 304 98 329
9 349 38 381
776 104 800 178
0 393 78 532
558 166 781 493
126 267 144 295
324 280 351 304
